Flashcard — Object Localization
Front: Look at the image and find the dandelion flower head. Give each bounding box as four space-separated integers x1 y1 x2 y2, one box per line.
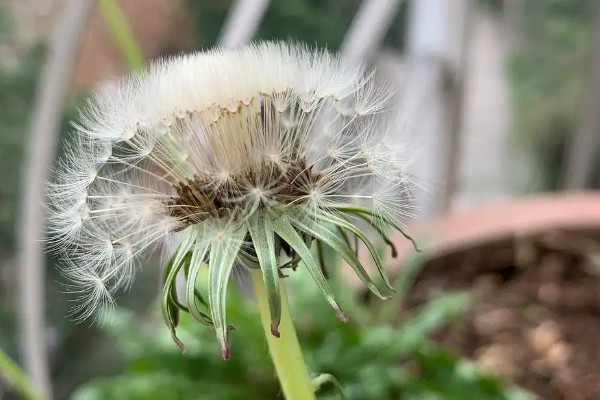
47 41 415 359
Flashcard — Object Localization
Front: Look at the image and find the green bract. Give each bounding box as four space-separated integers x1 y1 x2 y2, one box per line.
162 205 417 358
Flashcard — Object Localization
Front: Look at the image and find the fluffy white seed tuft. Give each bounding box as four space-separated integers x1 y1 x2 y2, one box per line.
46 41 414 321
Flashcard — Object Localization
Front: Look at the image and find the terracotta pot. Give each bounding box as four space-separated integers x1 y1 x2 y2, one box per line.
393 191 600 263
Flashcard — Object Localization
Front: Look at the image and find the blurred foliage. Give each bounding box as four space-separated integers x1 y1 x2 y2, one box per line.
0 41 86 368
0 7 122 397
507 0 598 189
185 0 407 52
0 2 13 36
0 49 42 252
69 257 536 400
477 0 503 13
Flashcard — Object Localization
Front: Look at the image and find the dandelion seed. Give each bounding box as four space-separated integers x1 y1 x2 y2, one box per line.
46 41 416 358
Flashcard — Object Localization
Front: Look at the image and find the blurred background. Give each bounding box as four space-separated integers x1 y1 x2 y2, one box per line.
1 0 600 399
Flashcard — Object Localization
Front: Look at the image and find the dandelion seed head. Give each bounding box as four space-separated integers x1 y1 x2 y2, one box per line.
46 41 416 356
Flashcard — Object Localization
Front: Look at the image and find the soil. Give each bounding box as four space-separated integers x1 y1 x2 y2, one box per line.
409 229 600 400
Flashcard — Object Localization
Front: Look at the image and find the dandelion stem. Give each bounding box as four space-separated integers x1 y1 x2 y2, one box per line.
250 270 316 400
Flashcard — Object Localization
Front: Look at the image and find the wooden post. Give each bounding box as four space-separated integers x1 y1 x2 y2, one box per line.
402 0 473 215
217 0 271 48
562 2 600 189
340 0 404 62
441 0 474 211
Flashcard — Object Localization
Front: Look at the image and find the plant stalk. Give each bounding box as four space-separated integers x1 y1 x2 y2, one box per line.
250 270 316 400
0 347 48 400
99 0 144 71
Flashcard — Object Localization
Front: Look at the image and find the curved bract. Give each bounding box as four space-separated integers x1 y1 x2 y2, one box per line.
46 41 416 358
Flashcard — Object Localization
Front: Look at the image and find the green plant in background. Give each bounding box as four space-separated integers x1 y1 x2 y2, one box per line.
98 0 144 71
508 0 597 189
70 257 537 400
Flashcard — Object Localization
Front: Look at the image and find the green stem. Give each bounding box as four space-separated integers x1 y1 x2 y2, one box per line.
250 270 316 400
0 347 48 400
99 0 144 71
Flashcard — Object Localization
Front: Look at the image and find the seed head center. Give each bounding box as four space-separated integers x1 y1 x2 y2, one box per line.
165 158 319 230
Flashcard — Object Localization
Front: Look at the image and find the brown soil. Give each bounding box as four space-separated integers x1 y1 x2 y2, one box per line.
409 229 600 400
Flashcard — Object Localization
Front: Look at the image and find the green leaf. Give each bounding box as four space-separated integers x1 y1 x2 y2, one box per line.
287 213 390 300
387 292 472 357
333 204 420 252
270 212 347 322
185 233 212 326
320 211 394 291
248 211 282 337
354 212 398 258
161 230 195 352
208 225 246 360
335 225 353 251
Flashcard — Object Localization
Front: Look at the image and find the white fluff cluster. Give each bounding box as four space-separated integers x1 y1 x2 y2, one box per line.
46 41 414 327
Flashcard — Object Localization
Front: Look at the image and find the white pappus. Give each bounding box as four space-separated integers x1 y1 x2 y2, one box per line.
46 41 416 359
